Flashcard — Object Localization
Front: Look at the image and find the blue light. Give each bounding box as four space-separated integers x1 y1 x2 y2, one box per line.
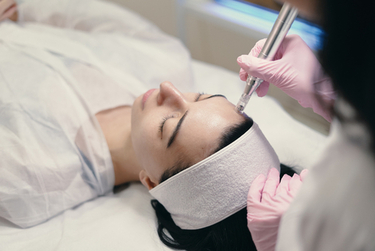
216 0 280 22
215 0 324 50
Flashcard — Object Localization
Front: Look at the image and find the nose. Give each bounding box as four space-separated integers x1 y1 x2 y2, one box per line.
157 81 188 109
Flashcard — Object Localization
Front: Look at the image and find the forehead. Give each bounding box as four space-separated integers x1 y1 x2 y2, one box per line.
167 96 245 164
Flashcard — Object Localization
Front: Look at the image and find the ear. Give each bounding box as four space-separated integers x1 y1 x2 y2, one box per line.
139 170 157 190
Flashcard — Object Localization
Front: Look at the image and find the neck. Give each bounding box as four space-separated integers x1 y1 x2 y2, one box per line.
95 106 142 186
112 133 143 185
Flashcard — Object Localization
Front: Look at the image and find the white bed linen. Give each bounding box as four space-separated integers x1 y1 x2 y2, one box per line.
0 59 326 251
0 0 193 229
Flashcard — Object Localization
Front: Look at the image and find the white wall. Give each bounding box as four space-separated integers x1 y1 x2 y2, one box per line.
106 0 178 36
105 0 330 135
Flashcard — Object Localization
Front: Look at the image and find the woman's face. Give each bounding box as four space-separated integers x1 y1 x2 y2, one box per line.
131 82 245 188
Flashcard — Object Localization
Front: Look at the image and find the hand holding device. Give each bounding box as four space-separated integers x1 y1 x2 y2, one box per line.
235 3 298 113
237 35 335 121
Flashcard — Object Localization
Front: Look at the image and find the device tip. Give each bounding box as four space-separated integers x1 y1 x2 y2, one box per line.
235 94 250 114
235 104 245 114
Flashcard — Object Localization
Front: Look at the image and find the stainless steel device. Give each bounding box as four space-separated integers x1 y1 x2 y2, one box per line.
236 3 298 113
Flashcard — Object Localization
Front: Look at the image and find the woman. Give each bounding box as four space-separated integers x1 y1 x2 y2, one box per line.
0 0 194 228
238 0 375 250
132 82 304 251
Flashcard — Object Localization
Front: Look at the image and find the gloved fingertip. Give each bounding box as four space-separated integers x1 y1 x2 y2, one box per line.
300 169 309 181
255 89 262 97
237 56 244 64
237 56 269 80
289 173 303 189
275 174 291 195
239 68 248 81
281 173 292 181
291 173 299 180
268 168 279 177
254 173 266 183
249 174 266 192
248 174 266 201
256 82 269 97
262 168 280 197
237 56 251 69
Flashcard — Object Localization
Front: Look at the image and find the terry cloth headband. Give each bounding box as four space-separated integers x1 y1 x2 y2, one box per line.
150 122 280 230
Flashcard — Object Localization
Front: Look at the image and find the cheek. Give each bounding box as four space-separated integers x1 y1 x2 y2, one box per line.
131 105 156 150
131 121 154 161
130 113 166 177
132 135 166 183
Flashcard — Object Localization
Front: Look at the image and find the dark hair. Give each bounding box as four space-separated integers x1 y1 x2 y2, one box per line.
318 0 375 152
152 118 297 251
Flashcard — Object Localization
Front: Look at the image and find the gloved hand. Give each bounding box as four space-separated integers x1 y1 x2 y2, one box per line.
0 0 17 22
247 168 308 251
237 35 335 122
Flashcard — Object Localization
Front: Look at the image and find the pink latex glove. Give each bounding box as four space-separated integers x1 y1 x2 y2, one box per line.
0 0 17 22
247 168 308 251
237 35 335 122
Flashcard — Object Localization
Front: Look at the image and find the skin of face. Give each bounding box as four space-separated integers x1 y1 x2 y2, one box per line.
131 81 245 190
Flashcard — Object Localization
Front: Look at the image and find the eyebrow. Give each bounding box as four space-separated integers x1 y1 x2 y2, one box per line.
167 110 188 148
166 94 227 148
203 94 226 100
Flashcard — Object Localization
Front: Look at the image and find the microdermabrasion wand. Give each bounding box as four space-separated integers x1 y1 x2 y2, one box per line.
235 3 298 113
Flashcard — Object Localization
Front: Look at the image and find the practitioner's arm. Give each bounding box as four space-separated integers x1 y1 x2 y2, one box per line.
18 0 159 34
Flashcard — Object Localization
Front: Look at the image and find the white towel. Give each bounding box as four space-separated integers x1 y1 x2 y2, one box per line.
150 122 280 230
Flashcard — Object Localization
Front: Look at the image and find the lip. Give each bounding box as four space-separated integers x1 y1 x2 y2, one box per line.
142 89 157 110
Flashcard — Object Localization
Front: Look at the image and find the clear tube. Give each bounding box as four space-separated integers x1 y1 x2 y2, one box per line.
235 77 263 113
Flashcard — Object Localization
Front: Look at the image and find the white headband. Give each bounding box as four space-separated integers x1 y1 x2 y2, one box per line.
150 122 280 230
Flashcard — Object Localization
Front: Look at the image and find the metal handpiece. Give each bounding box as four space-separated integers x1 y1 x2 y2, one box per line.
236 3 298 113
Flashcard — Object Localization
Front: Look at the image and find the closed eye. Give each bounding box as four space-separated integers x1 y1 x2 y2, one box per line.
158 93 227 139
159 93 203 138
159 114 175 138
